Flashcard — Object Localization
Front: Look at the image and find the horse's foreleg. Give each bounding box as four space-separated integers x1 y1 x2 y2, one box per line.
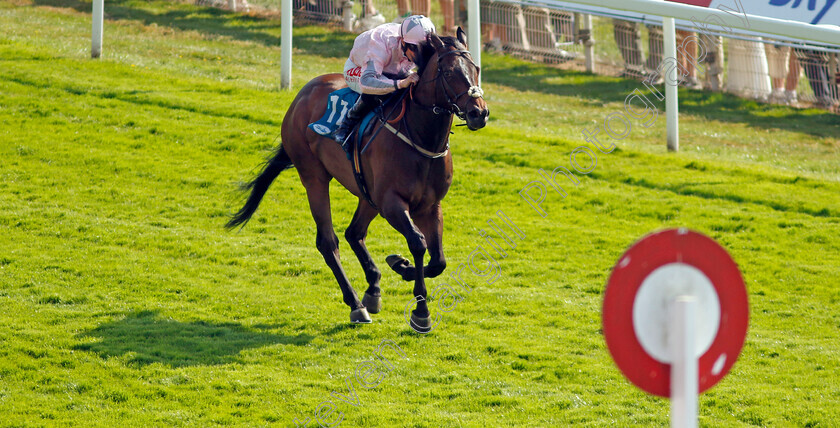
415 204 446 279
380 194 431 331
304 178 370 323
385 203 445 280
345 199 382 313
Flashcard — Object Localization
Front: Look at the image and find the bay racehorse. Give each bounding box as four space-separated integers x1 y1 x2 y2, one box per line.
226 29 488 330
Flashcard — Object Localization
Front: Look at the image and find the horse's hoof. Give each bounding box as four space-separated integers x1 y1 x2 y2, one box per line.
386 254 410 270
350 308 372 324
362 292 381 314
409 311 432 333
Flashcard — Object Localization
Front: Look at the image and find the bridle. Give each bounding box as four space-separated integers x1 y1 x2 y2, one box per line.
411 49 484 121
369 45 485 162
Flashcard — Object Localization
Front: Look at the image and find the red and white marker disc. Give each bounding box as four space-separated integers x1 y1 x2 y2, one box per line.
603 228 748 397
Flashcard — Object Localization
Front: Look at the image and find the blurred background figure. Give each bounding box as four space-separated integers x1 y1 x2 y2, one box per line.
702 35 725 91
398 0 455 32
726 38 771 101
764 41 797 104
784 52 801 105
355 0 386 31
645 26 699 88
676 29 700 89
612 22 697 87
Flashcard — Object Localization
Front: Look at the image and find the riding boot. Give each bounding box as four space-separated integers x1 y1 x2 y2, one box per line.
334 94 376 148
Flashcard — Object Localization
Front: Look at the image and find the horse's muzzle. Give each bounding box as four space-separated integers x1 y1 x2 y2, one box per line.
465 107 489 131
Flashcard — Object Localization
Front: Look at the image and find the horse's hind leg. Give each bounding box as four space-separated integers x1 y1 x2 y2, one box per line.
345 200 382 313
302 174 370 323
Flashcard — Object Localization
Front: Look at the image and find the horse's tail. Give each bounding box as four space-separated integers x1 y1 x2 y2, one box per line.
226 145 294 230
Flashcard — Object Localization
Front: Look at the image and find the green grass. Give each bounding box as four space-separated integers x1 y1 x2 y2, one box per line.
1 0 839 426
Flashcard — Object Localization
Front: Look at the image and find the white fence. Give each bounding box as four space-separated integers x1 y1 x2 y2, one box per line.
272 1 838 101
90 0 840 147
280 0 840 149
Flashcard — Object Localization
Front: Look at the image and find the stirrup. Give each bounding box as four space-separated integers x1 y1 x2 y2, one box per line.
334 128 349 144
334 120 357 145
336 130 353 159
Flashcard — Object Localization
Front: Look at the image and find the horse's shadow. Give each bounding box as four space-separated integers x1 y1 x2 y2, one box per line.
73 310 313 367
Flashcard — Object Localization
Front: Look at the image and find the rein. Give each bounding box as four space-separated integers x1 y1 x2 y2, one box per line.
363 90 449 159
351 46 482 208
411 49 484 121
364 48 484 160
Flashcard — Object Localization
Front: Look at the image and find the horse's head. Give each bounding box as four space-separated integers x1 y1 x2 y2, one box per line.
414 29 489 131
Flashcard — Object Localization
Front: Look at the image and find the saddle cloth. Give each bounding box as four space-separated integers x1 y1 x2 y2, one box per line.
309 87 376 138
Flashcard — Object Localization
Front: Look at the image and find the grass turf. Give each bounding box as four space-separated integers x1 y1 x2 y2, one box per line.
1 0 839 426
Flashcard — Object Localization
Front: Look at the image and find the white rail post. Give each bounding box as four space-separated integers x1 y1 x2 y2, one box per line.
467 0 481 85
281 0 292 89
582 13 594 73
671 296 698 428
663 16 679 152
229 0 236 12
91 0 104 59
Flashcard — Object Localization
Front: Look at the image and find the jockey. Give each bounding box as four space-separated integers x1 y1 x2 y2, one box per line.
334 15 437 146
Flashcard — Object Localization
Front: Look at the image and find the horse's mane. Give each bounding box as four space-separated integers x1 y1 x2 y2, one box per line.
415 35 464 76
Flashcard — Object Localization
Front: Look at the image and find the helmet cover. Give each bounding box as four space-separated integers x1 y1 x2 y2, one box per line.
400 15 436 45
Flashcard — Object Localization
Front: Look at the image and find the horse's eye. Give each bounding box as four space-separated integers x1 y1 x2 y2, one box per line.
443 71 453 78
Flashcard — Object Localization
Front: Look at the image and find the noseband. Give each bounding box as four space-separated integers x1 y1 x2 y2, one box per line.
413 49 483 120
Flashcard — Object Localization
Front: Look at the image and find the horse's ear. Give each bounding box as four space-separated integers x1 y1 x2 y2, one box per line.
456 27 468 48
430 33 445 51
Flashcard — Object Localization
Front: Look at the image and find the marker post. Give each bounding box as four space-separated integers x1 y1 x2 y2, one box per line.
671 296 698 428
602 228 749 426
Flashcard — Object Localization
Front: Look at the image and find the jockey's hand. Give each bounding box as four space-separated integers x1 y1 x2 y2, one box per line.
397 73 420 89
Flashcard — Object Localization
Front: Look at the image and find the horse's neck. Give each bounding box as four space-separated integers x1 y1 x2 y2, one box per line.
404 95 452 153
